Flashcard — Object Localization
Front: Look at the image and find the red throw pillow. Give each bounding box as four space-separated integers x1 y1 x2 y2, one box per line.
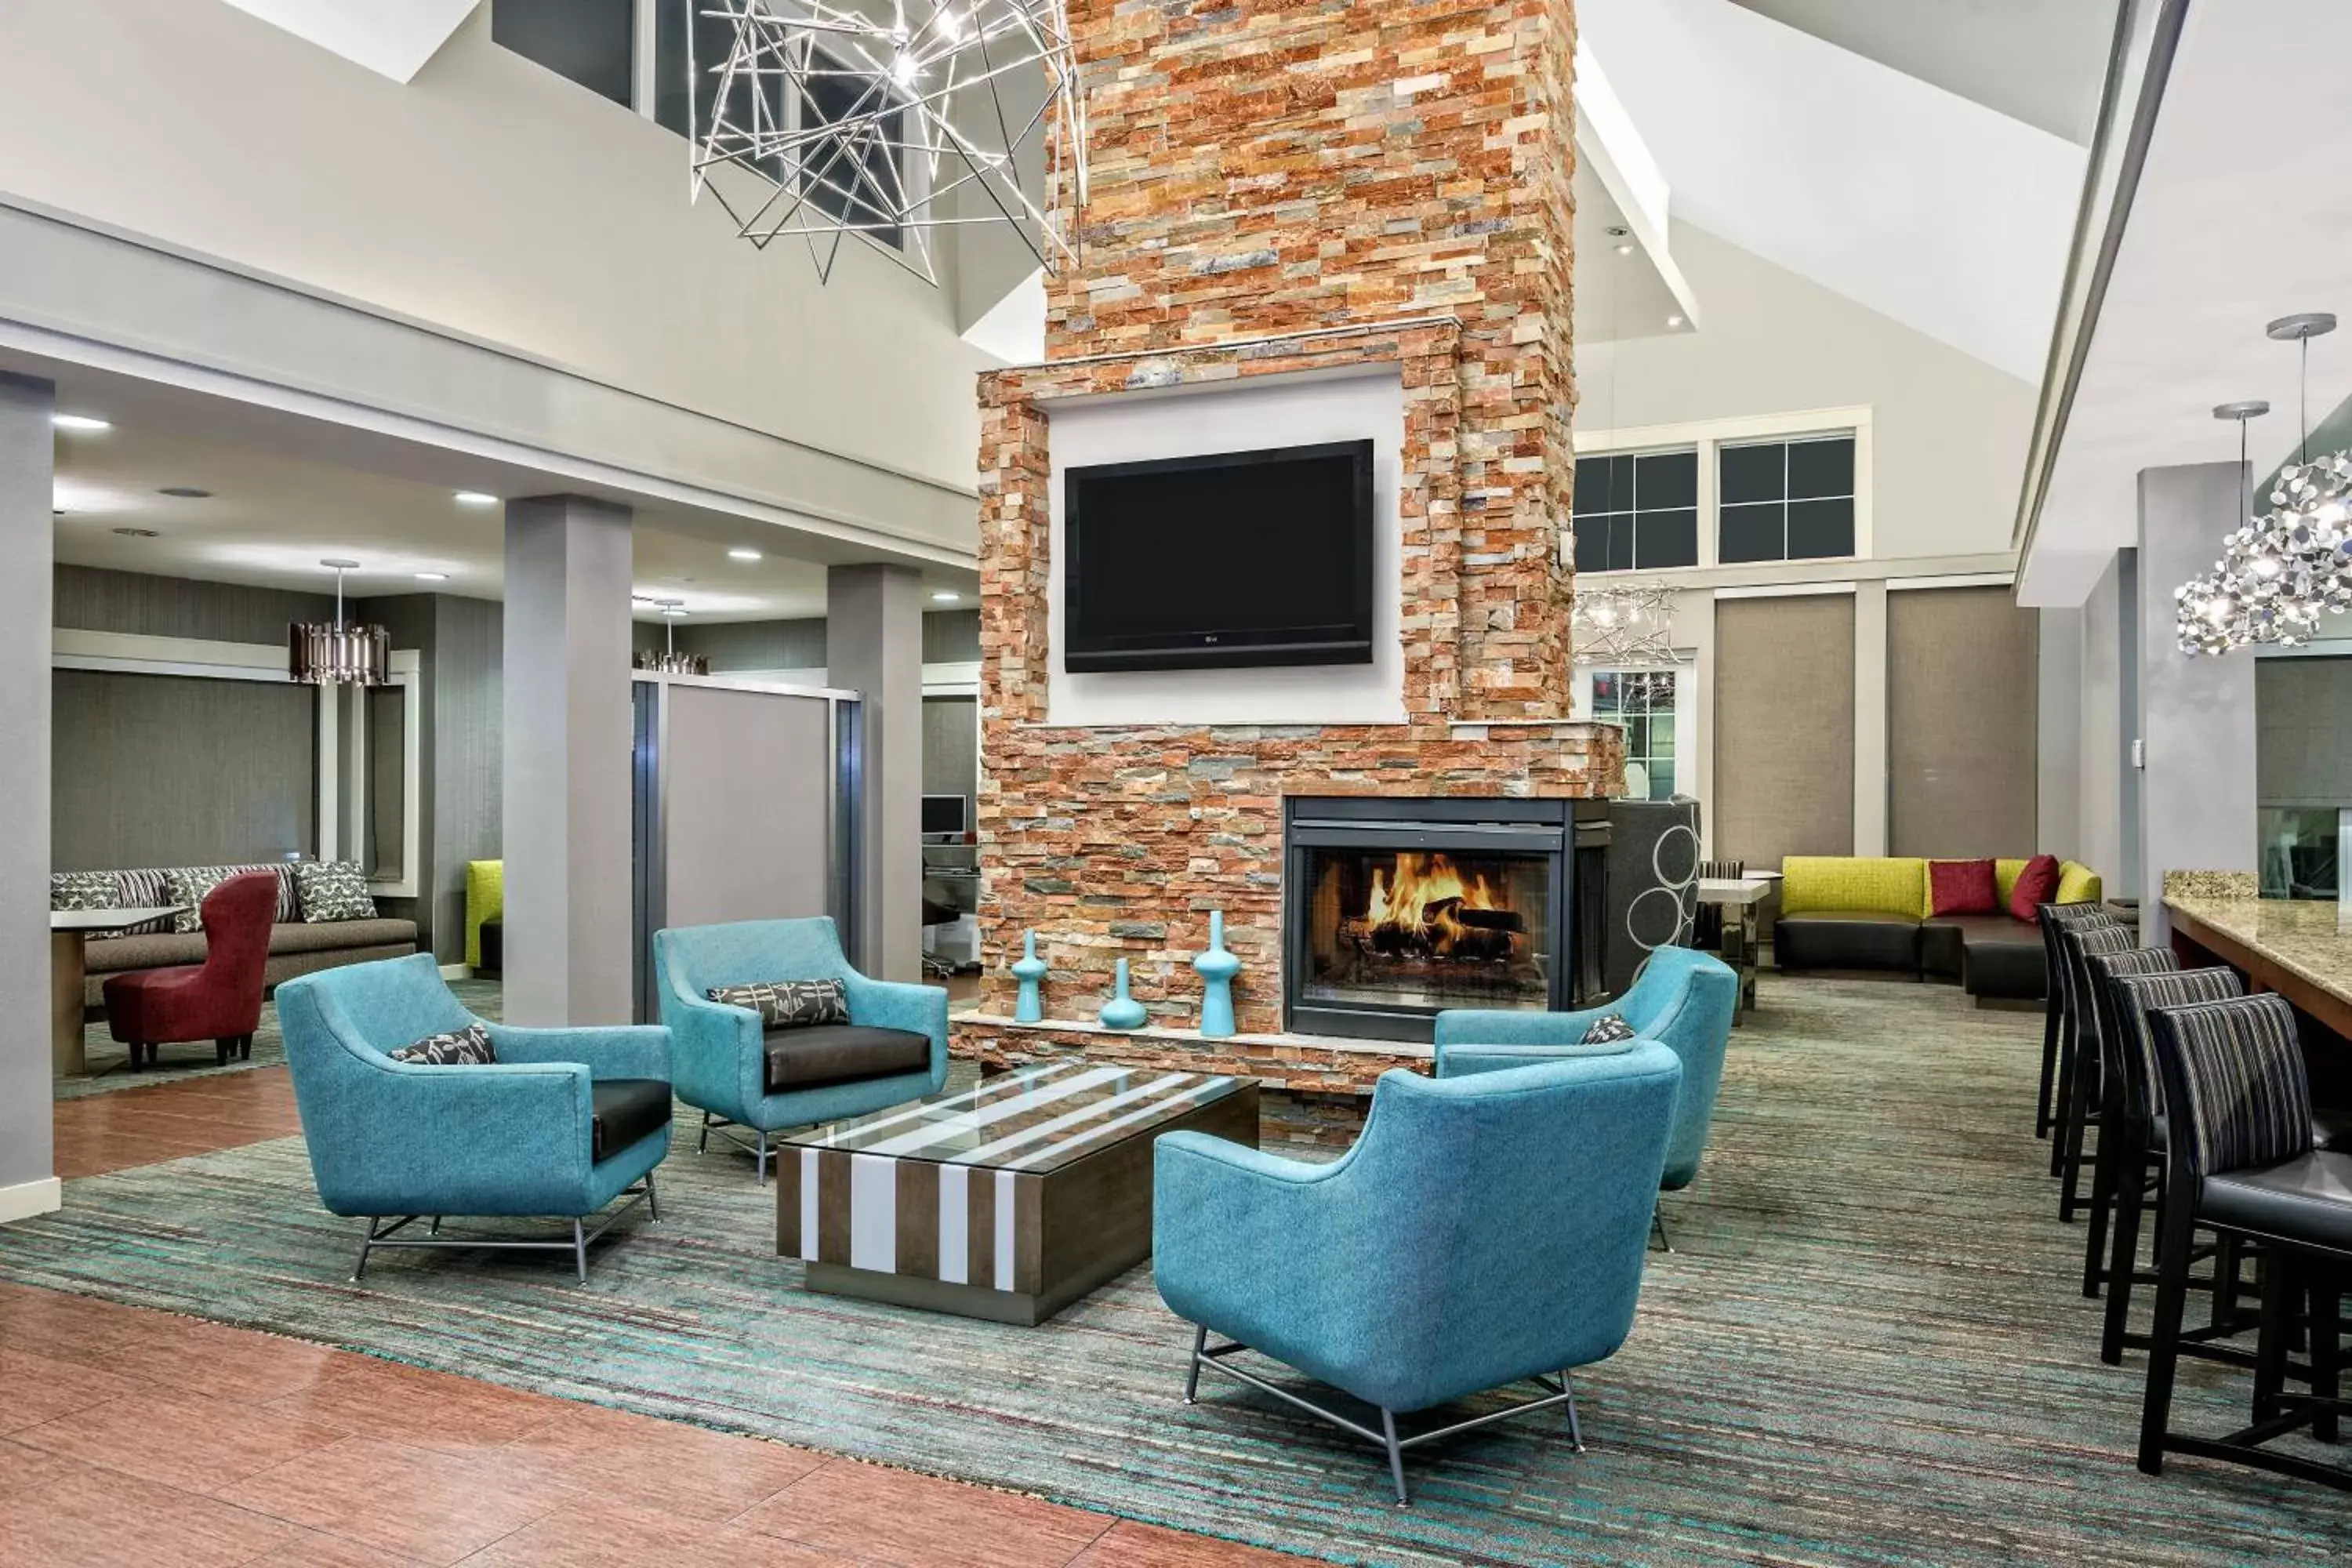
2008 854 2061 921
1929 859 1998 916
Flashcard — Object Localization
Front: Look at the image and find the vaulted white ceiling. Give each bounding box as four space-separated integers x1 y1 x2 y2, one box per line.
216 0 479 84
1578 0 2094 382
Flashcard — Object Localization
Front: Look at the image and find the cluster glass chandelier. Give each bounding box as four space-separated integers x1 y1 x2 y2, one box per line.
289 559 390 687
2176 314 2352 655
688 0 1087 285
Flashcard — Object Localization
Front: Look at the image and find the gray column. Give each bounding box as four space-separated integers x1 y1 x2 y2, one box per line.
2036 606 2084 859
0 375 55 1221
1851 580 1889 856
827 563 924 981
2137 463 2256 942
503 495 634 1025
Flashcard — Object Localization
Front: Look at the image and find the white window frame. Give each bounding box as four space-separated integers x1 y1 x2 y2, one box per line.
1571 406 1875 575
1572 664 1695 803
1569 442 1703 574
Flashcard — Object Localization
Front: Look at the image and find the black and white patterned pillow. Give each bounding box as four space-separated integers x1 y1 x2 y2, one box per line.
1581 1012 1639 1046
294 859 376 924
51 870 123 913
108 867 176 935
165 866 271 933
708 977 849 1029
387 1022 498 1065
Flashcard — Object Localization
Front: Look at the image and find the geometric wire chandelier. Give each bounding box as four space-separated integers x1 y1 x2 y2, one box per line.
688 0 1087 285
2177 313 2352 655
289 559 390 687
1572 583 1685 666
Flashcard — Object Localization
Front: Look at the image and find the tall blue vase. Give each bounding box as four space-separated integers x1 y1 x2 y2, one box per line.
1192 910 1240 1039
1099 957 1148 1031
1011 930 1047 1024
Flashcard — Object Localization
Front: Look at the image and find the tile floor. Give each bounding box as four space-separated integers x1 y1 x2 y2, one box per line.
12 1064 1320 1568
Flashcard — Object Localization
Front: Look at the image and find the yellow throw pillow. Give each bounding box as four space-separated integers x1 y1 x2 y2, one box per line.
2055 862 2103 906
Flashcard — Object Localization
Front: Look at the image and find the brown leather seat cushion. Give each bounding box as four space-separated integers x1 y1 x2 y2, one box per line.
1773 911 1921 974
764 1025 931 1093
591 1079 673 1160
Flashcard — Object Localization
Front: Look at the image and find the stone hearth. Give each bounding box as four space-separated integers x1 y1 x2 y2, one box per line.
955 0 1617 1065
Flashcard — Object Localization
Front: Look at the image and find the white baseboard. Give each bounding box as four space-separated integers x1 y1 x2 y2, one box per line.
0 1176 62 1225
439 963 474 981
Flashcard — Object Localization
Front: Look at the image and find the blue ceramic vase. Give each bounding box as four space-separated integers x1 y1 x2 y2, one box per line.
1011 930 1047 1023
1099 957 1148 1031
1192 910 1240 1039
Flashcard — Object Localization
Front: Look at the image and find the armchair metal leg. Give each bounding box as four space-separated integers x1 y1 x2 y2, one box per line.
1380 1409 1410 1506
1184 1323 1207 1403
428 1217 441 1236
1650 1208 1673 1253
1562 1371 1584 1451
572 1218 588 1285
698 1112 711 1155
758 1131 771 1186
644 1171 661 1223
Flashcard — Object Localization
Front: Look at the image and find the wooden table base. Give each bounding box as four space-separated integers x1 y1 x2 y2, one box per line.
51 930 86 1077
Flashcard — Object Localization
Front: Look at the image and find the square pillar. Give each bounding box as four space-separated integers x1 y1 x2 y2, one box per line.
2137 463 2256 942
827 563 924 981
0 375 56 1222
503 495 634 1024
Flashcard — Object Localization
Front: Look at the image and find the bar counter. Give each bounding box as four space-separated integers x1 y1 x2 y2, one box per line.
2164 893 2352 1104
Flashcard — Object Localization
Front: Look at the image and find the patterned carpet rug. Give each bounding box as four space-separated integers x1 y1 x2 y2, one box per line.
53 977 505 1099
4 977 2345 1564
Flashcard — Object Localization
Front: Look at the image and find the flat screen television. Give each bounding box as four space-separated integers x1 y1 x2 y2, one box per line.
921 794 969 836
1063 439 1375 673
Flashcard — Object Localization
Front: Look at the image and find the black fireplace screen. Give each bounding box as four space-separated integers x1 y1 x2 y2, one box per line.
1295 847 1554 1016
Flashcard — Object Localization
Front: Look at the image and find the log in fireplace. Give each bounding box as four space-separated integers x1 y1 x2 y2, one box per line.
1283 797 1595 1042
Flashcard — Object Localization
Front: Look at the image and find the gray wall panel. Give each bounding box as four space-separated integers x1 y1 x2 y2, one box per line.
658 684 835 929
1887 586 2038 858
1713 593 1857 868
52 670 318 869
2256 655 2352 808
56 563 332 642
922 695 978 805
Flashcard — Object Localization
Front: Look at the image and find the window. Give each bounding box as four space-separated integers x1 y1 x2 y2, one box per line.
800 52 908 249
1590 670 1679 800
1573 448 1698 572
1719 435 1856 564
493 0 635 107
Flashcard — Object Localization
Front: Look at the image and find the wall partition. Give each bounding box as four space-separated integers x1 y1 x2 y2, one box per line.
630 673 861 1022
1886 584 2038 857
1711 590 1856 867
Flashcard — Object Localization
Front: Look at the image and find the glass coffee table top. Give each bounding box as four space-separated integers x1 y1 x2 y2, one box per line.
776 1060 1245 1175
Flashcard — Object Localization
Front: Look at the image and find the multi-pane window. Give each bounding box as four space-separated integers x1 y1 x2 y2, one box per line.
1719 435 1857 564
1572 449 1698 572
1590 670 1679 800
494 0 635 107
800 53 908 249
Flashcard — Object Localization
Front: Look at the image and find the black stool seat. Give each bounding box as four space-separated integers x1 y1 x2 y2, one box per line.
591 1080 672 1161
2201 1152 2352 1251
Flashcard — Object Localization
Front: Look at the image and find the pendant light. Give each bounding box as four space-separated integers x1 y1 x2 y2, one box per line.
289 559 390 686
633 598 709 676
2178 401 2270 654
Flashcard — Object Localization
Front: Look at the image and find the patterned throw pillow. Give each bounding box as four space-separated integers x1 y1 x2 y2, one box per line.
50 870 123 913
165 866 270 933
294 860 376 924
387 1022 498 1065
1581 1012 1639 1046
112 868 180 935
708 978 850 1029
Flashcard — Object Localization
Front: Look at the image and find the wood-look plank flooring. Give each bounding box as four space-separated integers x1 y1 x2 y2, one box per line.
15 1065 1320 1568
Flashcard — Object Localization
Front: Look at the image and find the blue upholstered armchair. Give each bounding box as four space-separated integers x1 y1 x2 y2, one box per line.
1436 946 1737 1243
1155 1047 1683 1504
653 916 949 1181
274 954 673 1284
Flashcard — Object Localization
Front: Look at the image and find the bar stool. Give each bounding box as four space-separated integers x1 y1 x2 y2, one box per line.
2096 964 2245 1365
2140 992 2350 1488
2078 946 2180 1298
2035 902 2120 1143
2054 922 2138 1218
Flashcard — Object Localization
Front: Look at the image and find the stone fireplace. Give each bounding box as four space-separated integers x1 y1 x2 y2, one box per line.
1285 797 1576 1041
953 0 1621 1091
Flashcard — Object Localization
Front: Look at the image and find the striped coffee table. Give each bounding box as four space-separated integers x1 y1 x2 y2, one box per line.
775 1061 1259 1324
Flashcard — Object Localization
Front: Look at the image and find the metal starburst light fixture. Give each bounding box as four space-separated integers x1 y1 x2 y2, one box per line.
289 560 390 687
1572 584 1684 666
688 0 1087 285
635 599 711 676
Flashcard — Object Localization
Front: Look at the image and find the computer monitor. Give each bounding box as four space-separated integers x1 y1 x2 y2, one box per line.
921 794 970 837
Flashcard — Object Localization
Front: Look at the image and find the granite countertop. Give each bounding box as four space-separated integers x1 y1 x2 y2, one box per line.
2163 891 2352 1006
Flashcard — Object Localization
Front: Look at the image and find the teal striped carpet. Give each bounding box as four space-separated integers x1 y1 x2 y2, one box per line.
2 977 2344 1564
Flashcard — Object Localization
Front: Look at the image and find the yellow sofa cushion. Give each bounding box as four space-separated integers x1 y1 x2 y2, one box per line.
2056 861 2103 906
1781 857 1929 919
465 859 503 971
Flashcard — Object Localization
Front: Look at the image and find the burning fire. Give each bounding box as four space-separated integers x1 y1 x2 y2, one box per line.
1364 854 1508 956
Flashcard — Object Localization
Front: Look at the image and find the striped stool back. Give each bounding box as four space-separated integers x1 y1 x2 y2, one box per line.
2147 993 2314 1178
2105 967 2241 1122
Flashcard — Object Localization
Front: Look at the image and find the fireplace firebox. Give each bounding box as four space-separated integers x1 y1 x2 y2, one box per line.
1284 797 1586 1042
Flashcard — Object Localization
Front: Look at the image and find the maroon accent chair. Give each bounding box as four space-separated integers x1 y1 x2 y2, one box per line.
103 871 277 1069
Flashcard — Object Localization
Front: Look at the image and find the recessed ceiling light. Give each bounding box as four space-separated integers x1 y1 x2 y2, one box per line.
454 491 499 507
415 572 449 583
1613 242 1634 256
51 413 111 434
728 547 763 562
1666 314 1685 328
111 526 158 539
157 485 212 499
931 590 960 603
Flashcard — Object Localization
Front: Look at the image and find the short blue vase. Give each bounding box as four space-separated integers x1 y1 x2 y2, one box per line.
1011 930 1047 1024
1099 957 1148 1031
1192 910 1240 1039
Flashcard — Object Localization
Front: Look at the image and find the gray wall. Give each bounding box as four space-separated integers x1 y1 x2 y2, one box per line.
1886 586 2038 858
2037 606 2084 862
1713 593 1857 866
430 595 503 965
2256 655 2352 808
2 375 55 1210
922 695 979 804
57 561 332 640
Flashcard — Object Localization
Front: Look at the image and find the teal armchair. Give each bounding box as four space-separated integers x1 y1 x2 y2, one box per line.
1436 947 1737 1244
1156 1047 1684 1504
274 954 671 1284
653 916 949 1181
